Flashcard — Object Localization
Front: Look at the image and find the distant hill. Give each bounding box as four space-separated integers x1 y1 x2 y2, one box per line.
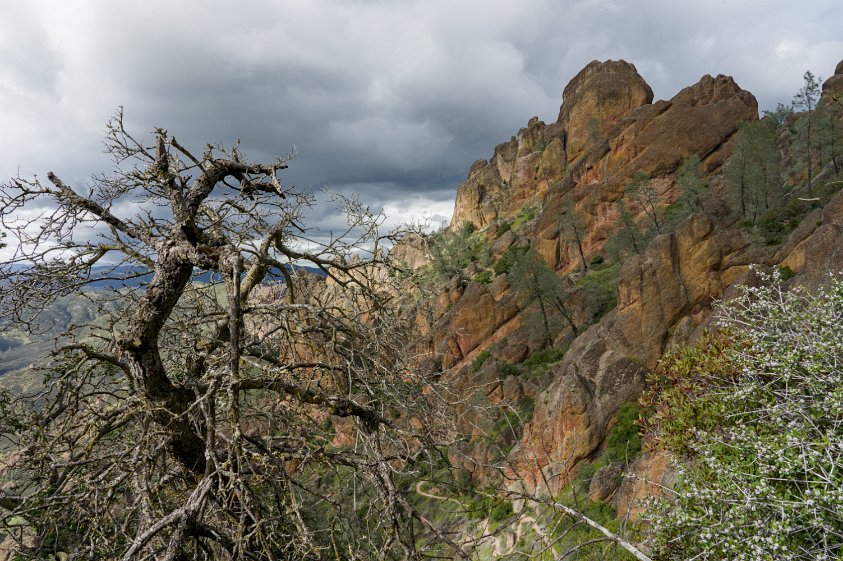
0 263 326 390
85 263 326 289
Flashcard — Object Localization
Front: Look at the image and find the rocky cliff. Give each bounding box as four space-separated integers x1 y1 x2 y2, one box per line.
410 58 843 520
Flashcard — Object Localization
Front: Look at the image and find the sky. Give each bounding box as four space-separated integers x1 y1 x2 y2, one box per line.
1 0 842 237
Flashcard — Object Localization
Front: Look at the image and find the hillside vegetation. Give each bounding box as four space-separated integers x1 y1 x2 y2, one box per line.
1 59 842 560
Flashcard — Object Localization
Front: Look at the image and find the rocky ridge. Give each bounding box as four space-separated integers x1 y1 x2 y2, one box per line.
405 59 843 518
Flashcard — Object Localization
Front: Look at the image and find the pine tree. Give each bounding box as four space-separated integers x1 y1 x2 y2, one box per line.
559 199 589 273
726 118 781 224
792 70 822 198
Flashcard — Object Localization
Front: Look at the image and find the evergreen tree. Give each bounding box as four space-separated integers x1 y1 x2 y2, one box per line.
626 171 665 234
509 251 577 346
559 200 589 273
605 198 649 261
792 70 822 198
676 155 710 217
726 118 781 224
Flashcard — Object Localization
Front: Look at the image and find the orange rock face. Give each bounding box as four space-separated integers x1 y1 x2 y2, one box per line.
432 59 843 509
557 60 654 165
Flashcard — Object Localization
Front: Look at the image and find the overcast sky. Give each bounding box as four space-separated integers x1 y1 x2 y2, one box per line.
1 0 842 233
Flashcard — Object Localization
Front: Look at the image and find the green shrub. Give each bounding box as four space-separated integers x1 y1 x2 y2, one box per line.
574 461 598 493
576 264 619 322
466 489 497 520
518 395 535 422
459 221 477 236
605 402 641 464
471 350 491 373
495 222 511 239
454 468 472 491
492 246 527 276
522 347 566 369
498 362 520 378
489 500 513 522
776 265 796 281
589 254 604 266
511 205 537 231
647 272 843 560
472 270 492 284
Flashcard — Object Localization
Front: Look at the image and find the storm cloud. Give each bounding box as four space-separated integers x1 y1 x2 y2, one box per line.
1 0 841 231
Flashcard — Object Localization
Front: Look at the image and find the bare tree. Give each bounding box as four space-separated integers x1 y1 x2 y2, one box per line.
0 112 464 560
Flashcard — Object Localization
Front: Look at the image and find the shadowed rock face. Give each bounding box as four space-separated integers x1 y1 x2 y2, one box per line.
822 59 843 102
511 212 764 494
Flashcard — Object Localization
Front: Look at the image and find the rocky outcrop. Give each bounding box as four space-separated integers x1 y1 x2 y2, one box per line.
557 60 654 165
450 60 655 231
450 60 757 243
510 213 764 494
391 233 431 270
432 59 843 518
431 278 521 370
821 59 843 102
531 73 757 271
510 310 648 493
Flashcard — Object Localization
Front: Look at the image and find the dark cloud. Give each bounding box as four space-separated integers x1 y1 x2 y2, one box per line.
1 0 842 240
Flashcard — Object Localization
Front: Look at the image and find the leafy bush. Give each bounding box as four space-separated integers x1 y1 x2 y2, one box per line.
776 264 796 281
574 461 599 493
546 493 633 560
498 362 520 378
489 500 513 522
453 467 473 492
511 205 537 231
495 222 512 239
647 270 843 561
471 350 491 373
472 270 492 284
466 488 503 520
522 347 566 369
459 221 477 236
422 224 486 284
576 264 619 322
492 246 527 276
605 402 641 464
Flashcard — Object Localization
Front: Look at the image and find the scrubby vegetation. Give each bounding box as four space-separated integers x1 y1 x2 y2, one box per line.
645 271 843 560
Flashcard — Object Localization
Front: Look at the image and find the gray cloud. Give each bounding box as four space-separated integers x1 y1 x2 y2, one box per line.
1 0 841 233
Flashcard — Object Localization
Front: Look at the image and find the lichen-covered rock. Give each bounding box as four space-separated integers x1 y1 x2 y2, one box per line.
510 311 647 493
432 280 520 369
530 73 757 273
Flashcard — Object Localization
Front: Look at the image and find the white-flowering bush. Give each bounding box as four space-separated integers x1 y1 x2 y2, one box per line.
648 270 843 560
